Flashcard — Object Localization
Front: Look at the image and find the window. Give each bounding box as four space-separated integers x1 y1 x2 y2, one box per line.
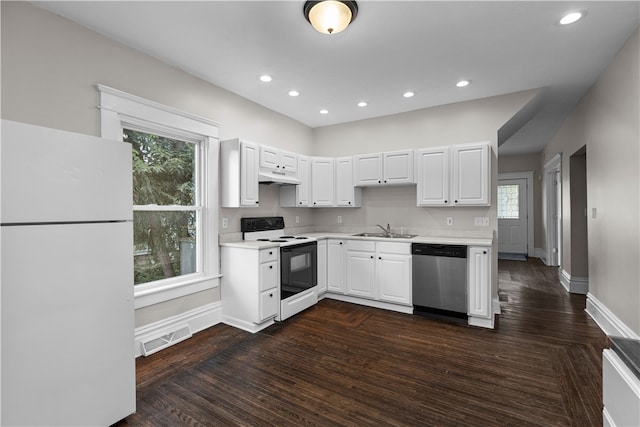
98 85 220 308
124 129 201 285
497 184 519 219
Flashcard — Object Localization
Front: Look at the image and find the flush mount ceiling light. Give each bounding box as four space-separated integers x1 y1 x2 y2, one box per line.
560 11 584 25
456 80 471 87
259 74 272 82
289 90 300 97
403 91 415 98
304 1 358 35
357 101 367 107
320 109 329 114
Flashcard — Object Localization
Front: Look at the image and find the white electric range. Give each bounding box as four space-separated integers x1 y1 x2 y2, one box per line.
241 217 318 321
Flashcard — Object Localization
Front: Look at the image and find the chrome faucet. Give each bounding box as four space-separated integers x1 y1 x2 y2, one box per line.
376 223 391 236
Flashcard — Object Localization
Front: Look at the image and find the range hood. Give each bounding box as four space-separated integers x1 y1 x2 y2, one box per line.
258 169 301 185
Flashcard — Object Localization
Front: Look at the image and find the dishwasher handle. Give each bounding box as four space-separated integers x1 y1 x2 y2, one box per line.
412 243 467 258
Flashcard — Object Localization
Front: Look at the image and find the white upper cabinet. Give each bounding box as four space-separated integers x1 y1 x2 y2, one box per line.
260 145 297 175
452 143 490 206
416 147 449 206
221 138 260 208
416 142 490 207
384 150 414 185
280 155 311 207
355 150 414 187
311 157 335 207
335 157 361 207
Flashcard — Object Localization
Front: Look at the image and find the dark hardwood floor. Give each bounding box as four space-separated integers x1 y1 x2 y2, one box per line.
115 258 609 426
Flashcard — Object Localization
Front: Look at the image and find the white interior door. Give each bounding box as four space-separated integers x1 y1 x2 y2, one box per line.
498 178 528 254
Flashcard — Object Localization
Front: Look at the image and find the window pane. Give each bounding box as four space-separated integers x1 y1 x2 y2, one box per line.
124 129 195 206
133 211 197 285
498 184 519 219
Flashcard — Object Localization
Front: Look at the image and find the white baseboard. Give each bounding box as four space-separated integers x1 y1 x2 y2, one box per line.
324 293 414 314
559 269 589 294
492 297 501 315
221 314 275 334
135 301 222 357
586 293 640 340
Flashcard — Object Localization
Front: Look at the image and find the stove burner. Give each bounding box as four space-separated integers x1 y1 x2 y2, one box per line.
257 238 270 241
295 237 308 239
270 239 287 243
280 235 295 239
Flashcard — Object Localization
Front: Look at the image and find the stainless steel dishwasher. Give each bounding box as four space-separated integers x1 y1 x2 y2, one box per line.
412 243 467 318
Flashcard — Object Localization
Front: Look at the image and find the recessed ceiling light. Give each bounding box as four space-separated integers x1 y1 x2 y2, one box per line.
289 90 300 97
560 11 583 25
259 74 272 82
357 101 368 107
320 109 329 114
456 80 471 88
403 91 415 98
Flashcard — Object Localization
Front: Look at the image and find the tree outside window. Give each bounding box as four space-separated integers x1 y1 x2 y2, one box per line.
124 129 200 285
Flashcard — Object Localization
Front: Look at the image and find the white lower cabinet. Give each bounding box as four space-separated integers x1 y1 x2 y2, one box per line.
603 348 640 427
317 239 328 294
467 246 492 327
327 239 346 293
345 240 412 305
221 246 279 333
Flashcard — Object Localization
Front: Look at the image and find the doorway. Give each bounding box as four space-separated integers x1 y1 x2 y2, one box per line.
544 155 562 267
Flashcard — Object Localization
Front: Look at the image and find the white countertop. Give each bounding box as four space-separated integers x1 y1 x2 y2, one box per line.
220 232 493 249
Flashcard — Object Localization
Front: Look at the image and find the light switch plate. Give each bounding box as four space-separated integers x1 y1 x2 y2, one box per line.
337 215 342 224
295 216 300 224
474 217 490 226
222 217 228 229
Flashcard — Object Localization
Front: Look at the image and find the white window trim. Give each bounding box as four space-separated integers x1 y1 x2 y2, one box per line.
98 84 221 309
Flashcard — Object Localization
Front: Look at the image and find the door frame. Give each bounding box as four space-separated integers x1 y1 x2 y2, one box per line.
498 172 534 257
544 154 562 267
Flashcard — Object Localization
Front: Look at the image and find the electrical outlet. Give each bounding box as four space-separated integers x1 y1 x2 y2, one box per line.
474 217 490 226
222 217 228 229
446 217 453 226
295 216 300 224
337 215 343 224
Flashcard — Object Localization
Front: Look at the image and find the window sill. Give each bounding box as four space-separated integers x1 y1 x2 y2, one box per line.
134 274 222 309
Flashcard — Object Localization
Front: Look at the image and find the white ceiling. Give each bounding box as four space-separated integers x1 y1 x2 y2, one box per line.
35 1 639 155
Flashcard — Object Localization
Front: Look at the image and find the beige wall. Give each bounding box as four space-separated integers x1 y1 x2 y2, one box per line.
543 28 639 335
497 153 544 250
1 2 316 327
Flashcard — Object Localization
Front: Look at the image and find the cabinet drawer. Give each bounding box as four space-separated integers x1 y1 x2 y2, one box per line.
259 261 279 291
376 241 411 255
259 288 279 322
347 240 376 252
259 248 278 263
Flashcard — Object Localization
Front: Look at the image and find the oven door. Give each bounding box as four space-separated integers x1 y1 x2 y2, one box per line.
280 241 317 300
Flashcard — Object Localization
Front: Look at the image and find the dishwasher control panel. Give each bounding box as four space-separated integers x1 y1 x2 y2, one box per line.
411 244 467 258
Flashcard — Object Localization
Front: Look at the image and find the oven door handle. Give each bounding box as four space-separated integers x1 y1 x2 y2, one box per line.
281 241 318 252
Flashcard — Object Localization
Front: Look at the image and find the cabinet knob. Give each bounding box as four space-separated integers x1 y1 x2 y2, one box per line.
299 201 302 205
339 242 343 245
444 200 448 203
269 293 273 297
269 265 273 269
282 166 285 169
277 165 280 168
378 180 381 183
454 200 458 203
378 257 382 260
256 201 259 204
384 180 387 183
370 255 374 259
348 201 351 205
313 202 317 205
483 251 487 254
269 251 273 255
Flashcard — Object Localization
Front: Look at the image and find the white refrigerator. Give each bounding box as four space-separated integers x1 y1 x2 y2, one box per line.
1 120 136 426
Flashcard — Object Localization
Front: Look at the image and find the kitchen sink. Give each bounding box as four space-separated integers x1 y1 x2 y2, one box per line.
352 232 418 239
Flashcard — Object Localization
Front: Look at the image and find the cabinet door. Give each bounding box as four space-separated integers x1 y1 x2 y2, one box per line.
336 157 357 207
240 141 260 206
297 155 310 206
346 250 376 299
317 240 328 294
327 240 345 293
452 143 490 206
377 253 412 305
354 153 383 186
259 145 279 170
384 150 414 185
311 157 335 206
468 247 491 318
280 150 298 174
416 147 449 206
